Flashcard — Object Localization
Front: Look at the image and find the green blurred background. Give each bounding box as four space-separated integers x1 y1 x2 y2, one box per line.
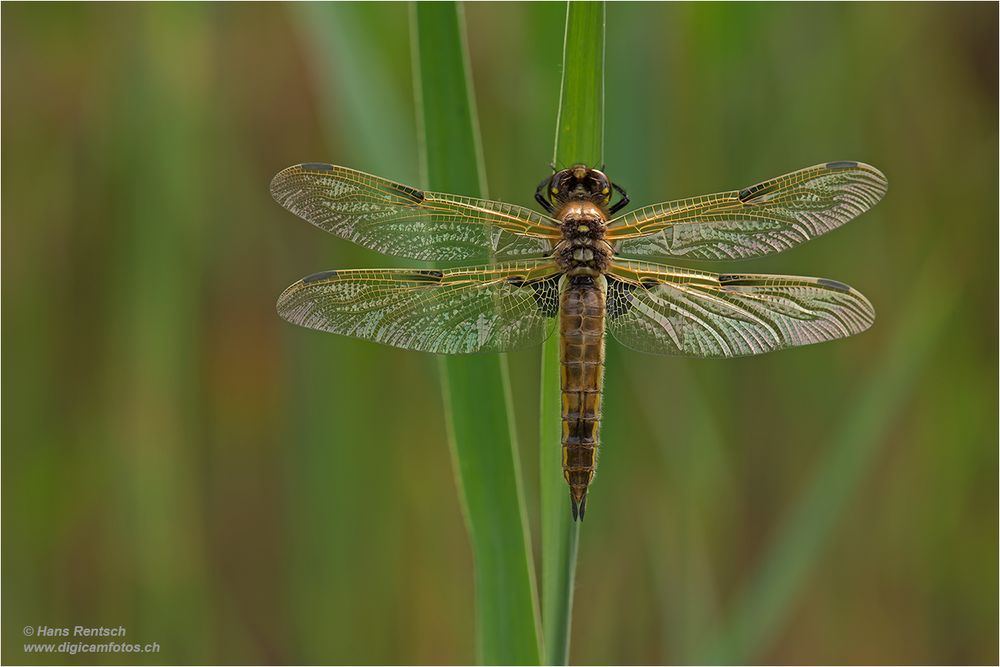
2 2 996 664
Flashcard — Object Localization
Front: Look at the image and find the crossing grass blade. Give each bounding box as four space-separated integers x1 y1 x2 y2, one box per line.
412 3 542 664
696 259 961 662
541 2 605 665
286 5 420 660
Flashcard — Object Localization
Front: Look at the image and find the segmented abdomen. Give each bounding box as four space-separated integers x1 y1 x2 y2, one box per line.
559 274 606 518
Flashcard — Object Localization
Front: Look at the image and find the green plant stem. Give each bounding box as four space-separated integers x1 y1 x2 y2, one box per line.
541 3 605 665
412 3 542 665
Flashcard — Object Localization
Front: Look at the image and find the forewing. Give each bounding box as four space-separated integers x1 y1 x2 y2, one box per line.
271 163 559 261
277 260 562 354
607 161 887 260
605 259 874 358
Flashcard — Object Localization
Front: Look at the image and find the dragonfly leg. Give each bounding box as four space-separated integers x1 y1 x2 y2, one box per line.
535 174 556 214
608 182 630 215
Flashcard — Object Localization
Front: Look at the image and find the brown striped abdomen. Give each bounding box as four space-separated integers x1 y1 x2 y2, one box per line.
559 274 606 520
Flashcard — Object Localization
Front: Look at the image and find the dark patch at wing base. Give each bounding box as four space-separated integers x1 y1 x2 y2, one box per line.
606 275 638 319
529 277 561 318
504 273 561 318
505 273 562 318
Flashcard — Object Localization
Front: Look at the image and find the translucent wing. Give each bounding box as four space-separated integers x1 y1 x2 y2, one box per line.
605 259 874 358
277 260 562 354
271 163 560 261
607 161 887 260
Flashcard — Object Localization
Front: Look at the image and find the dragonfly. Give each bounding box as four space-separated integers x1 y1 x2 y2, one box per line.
272 160 887 520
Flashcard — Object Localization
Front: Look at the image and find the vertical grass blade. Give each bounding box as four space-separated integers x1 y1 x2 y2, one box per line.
412 3 542 664
541 2 605 665
552 2 606 169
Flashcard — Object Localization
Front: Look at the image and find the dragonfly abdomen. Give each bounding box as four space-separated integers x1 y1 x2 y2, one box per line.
559 273 607 521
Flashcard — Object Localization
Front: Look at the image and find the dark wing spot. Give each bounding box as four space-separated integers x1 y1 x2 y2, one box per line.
527 276 561 318
639 277 661 289
388 182 426 204
302 270 338 284
825 161 858 170
300 162 334 171
817 277 850 292
506 275 526 287
738 182 779 204
718 274 750 291
401 270 443 284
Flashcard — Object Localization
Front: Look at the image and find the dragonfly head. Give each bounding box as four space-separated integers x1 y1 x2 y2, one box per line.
548 164 612 209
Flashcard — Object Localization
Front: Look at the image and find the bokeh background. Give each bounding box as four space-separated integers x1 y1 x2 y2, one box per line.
3 2 997 664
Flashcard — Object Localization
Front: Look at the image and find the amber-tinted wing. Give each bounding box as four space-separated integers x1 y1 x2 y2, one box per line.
271 163 560 261
605 259 874 358
607 162 887 260
277 260 562 354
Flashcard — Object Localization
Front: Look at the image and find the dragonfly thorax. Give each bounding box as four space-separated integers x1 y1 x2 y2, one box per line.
555 201 612 274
